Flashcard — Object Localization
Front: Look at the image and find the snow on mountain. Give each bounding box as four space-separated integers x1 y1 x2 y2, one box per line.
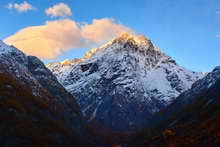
0 40 13 54
148 66 220 129
175 66 220 105
47 33 204 132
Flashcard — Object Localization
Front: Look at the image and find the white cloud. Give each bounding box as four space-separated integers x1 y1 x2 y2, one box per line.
45 3 72 18
4 18 133 59
6 1 36 12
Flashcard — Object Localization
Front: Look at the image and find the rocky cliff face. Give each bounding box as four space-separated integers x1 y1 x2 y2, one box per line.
47 33 204 132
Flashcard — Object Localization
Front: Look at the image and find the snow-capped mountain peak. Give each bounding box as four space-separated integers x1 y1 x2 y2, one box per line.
47 34 204 132
111 33 152 46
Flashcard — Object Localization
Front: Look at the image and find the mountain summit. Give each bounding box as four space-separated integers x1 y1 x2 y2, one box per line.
83 33 159 59
47 34 204 132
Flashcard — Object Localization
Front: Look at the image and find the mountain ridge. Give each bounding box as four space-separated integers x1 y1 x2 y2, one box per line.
136 66 220 147
0 40 94 146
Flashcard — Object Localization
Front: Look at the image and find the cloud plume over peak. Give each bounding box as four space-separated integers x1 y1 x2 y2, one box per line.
82 18 132 44
4 18 133 59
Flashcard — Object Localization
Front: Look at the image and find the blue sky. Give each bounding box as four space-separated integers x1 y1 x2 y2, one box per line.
0 0 219 72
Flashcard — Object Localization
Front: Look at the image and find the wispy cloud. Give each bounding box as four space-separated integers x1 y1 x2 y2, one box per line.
45 3 72 18
6 1 36 12
4 18 133 59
